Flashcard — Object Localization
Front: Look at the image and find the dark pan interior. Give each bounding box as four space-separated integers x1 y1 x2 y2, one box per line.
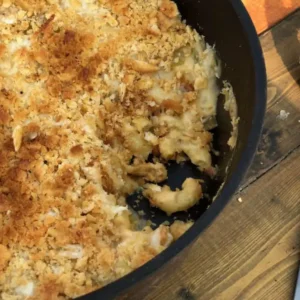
127 0 256 226
81 0 266 299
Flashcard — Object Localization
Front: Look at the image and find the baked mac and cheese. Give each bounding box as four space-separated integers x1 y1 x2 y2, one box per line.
0 0 235 298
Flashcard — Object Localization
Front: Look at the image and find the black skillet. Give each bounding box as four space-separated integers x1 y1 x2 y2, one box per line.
80 0 266 298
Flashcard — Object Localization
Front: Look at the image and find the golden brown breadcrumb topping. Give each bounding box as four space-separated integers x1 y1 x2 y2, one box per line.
0 0 224 298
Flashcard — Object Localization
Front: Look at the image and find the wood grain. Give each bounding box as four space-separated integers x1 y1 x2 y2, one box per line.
121 8 300 300
243 0 300 34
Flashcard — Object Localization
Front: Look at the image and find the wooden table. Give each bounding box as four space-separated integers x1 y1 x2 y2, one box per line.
121 1 300 300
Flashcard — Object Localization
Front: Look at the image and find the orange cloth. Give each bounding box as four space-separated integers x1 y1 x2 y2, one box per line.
243 0 300 33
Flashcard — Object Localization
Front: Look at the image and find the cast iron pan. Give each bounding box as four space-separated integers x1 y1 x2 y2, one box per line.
80 0 266 298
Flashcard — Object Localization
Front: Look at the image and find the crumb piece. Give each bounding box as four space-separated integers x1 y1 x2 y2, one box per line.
12 125 23 152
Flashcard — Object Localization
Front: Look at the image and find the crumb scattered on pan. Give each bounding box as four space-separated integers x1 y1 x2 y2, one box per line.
222 82 239 149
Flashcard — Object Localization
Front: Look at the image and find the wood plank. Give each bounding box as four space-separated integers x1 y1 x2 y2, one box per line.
241 10 300 188
122 138 300 300
243 0 300 34
121 9 300 300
